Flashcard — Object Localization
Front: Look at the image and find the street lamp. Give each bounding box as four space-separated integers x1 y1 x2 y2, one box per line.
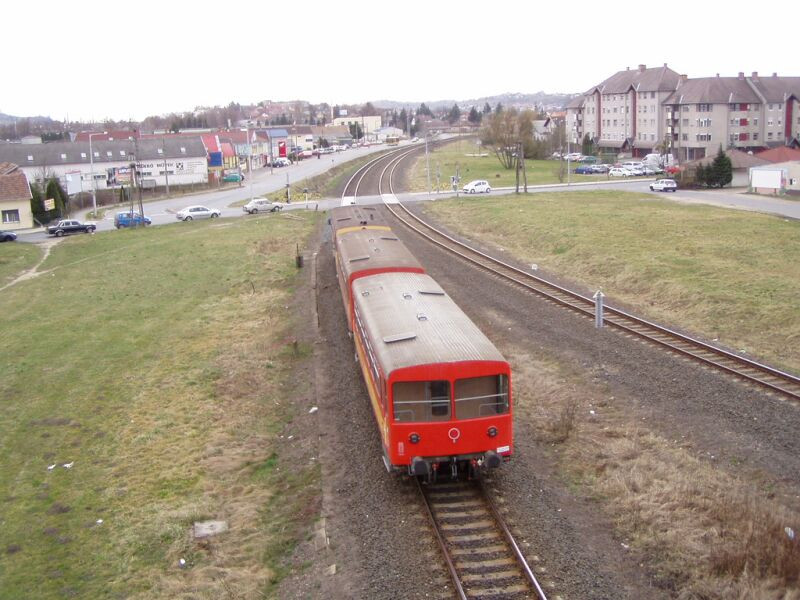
88 131 107 218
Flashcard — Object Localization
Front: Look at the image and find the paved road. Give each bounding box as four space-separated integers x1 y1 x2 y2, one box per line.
15 143 399 242
15 162 799 243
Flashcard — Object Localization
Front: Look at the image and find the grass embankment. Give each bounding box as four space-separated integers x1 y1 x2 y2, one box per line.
0 214 322 598
406 139 607 192
426 190 800 596
0 243 42 286
425 190 800 372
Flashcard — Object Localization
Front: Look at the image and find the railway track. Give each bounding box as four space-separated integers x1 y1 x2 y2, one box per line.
359 147 800 401
418 479 548 600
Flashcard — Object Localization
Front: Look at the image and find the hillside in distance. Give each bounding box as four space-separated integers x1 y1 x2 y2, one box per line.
372 91 578 111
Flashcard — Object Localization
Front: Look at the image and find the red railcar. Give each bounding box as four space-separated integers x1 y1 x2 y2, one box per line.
350 271 513 479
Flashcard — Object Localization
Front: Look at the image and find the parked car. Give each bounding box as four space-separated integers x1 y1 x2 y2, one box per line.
243 198 282 214
271 157 292 167
462 180 492 194
564 152 582 162
608 168 632 177
318 147 335 154
579 156 599 163
114 211 151 229
641 166 658 176
0 230 18 242
47 219 96 236
628 166 645 176
222 172 244 182
649 179 678 192
574 165 595 174
175 206 220 221
590 164 610 174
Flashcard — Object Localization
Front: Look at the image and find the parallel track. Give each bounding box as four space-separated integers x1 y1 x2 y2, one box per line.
368 150 800 401
418 479 548 600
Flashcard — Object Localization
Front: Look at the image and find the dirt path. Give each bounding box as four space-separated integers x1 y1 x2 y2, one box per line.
0 239 62 292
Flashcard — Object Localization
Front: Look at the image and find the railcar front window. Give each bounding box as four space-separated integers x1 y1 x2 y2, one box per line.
392 381 451 422
454 375 509 419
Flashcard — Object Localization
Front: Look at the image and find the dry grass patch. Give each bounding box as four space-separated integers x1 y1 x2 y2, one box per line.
507 347 800 598
425 192 800 373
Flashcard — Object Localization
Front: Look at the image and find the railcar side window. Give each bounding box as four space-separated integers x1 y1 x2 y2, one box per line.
454 375 509 419
392 381 451 422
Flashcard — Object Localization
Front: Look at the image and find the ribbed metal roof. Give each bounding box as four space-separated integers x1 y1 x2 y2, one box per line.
588 65 681 95
337 229 423 281
352 272 505 375
330 205 390 237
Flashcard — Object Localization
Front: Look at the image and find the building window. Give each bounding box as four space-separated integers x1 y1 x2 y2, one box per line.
2 209 20 224
769 104 773 110
682 133 688 141
650 134 655 141
768 132 774 139
682 105 689 112
768 119 774 126
754 118 759 126
81 152 86 158
753 133 759 141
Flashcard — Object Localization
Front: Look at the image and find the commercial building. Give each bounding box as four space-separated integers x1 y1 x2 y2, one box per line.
0 138 208 192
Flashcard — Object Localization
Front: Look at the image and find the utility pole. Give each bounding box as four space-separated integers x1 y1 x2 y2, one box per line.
162 137 169 197
248 128 254 203
521 141 528 192
515 141 521 193
425 132 431 199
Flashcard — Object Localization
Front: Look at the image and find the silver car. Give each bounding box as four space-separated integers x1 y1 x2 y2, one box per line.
243 199 282 214
175 205 220 221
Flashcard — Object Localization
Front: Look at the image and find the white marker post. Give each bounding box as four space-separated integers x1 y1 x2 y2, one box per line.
593 290 605 328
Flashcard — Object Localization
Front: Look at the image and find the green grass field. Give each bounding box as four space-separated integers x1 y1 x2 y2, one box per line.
406 139 608 192
423 190 800 372
0 242 42 286
0 215 321 598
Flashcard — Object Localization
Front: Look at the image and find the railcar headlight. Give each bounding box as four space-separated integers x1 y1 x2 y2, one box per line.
487 426 498 438
409 433 421 444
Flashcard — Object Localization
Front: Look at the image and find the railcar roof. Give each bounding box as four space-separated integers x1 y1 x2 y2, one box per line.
352 272 505 375
330 205 389 237
337 229 423 281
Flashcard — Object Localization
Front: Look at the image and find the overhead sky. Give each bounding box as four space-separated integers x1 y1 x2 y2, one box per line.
3 0 798 122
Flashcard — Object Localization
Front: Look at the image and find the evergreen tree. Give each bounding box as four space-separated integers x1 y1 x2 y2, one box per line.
399 108 408 133
417 103 433 117
45 178 68 216
468 107 481 124
494 102 503 114
349 122 363 140
710 146 732 188
483 102 492 115
694 163 708 187
581 134 594 156
447 103 461 124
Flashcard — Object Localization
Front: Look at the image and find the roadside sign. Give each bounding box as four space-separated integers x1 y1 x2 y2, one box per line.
44 198 55 211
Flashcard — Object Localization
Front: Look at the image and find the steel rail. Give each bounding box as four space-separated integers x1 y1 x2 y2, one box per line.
374 149 800 401
416 478 547 600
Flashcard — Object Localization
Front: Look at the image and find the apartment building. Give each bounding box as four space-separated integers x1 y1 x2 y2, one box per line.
567 67 800 162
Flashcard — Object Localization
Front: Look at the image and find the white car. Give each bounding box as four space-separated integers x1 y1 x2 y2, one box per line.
176 205 220 221
608 168 632 177
649 179 678 192
462 180 492 194
243 198 282 214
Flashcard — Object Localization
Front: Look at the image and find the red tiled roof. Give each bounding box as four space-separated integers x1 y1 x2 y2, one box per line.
0 166 31 203
220 143 236 158
755 146 800 163
201 134 220 153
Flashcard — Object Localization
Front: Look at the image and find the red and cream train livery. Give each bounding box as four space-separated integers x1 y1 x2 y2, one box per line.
332 206 513 479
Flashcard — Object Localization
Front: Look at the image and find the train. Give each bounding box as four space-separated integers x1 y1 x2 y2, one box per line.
331 205 513 480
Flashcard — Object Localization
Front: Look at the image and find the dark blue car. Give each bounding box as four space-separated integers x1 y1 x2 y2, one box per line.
574 165 595 174
114 212 152 228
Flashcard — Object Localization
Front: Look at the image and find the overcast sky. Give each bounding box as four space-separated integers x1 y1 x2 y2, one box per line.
3 0 798 122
